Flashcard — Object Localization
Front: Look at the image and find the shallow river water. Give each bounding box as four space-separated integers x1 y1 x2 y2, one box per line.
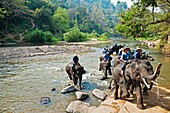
0 39 170 113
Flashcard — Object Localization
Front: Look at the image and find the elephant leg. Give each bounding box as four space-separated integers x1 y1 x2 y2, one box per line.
99 63 102 71
130 84 135 95
120 87 123 98
113 80 119 99
104 68 108 78
135 82 144 109
108 67 112 75
143 86 149 96
68 73 72 80
73 75 78 86
78 75 82 90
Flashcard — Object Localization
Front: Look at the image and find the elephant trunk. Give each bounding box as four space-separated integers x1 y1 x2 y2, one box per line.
142 63 162 80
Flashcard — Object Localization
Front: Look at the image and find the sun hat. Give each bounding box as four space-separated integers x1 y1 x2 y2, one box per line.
123 47 130 52
136 47 142 52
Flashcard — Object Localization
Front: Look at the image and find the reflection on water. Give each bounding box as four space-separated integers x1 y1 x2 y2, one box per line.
0 39 170 112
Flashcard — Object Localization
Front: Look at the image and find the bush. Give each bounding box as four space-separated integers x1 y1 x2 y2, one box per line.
98 32 109 41
63 27 87 42
24 29 57 43
4 37 16 43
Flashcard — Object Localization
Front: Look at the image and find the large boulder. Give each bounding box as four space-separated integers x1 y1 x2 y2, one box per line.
66 100 96 113
92 89 107 100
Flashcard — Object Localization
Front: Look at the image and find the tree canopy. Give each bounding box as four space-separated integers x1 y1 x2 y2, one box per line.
0 0 128 43
116 0 170 42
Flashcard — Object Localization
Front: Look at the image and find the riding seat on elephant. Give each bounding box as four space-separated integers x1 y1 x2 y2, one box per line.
65 62 85 90
109 60 162 109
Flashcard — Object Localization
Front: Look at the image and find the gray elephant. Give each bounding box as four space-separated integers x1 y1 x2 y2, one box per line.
65 62 85 90
99 56 112 80
109 60 162 109
108 63 130 99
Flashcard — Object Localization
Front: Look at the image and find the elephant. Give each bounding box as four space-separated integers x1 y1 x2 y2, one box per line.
108 63 130 99
109 60 162 109
130 51 154 61
99 56 112 80
65 62 85 90
109 43 125 54
141 52 154 61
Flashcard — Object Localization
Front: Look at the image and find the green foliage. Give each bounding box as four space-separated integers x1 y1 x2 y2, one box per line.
0 8 6 19
4 38 16 43
0 0 129 44
63 27 87 42
53 7 70 33
98 32 110 41
24 29 57 43
86 30 109 41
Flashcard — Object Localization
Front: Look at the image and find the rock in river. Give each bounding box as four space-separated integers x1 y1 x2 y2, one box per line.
66 100 96 113
92 89 107 100
40 97 51 104
75 91 89 100
61 85 77 94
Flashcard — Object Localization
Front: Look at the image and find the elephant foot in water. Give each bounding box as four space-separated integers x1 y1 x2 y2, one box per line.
75 85 82 90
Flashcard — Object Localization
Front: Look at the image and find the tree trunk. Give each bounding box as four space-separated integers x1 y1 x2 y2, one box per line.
5 14 8 34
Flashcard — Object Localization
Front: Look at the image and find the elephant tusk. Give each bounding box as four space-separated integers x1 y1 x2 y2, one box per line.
151 80 159 86
142 78 150 89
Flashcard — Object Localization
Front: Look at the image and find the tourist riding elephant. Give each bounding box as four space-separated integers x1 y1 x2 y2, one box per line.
99 56 112 80
109 60 162 109
65 62 85 90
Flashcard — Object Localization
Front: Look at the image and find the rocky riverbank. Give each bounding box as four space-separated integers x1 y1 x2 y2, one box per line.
138 39 170 56
65 86 170 113
0 40 112 61
0 45 91 61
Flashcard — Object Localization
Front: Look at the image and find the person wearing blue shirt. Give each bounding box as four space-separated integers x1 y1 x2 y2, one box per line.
134 47 142 61
103 45 109 54
121 47 132 75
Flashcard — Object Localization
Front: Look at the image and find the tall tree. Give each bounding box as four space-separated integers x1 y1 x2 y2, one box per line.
53 7 69 33
0 0 32 34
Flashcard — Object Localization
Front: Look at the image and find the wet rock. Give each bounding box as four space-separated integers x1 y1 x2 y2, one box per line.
66 100 96 113
51 88 56 91
75 91 89 100
61 85 77 94
40 97 51 104
92 89 107 100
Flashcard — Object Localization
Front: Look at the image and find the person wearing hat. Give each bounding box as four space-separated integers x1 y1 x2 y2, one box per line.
120 47 132 75
134 47 142 61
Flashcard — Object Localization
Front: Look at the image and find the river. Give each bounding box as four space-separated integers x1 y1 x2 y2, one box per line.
0 39 169 113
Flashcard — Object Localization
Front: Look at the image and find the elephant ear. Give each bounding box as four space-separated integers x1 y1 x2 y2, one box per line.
130 62 141 80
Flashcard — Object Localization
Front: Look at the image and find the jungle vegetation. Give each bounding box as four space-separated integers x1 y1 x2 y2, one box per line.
0 0 127 43
0 0 169 50
116 0 170 49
